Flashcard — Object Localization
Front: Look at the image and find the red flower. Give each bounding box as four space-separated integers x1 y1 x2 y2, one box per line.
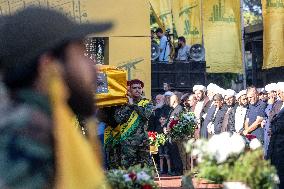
246 134 257 141
128 172 137 181
142 184 153 189
148 131 157 140
169 119 178 129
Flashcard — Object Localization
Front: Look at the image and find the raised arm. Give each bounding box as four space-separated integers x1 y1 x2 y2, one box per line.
132 102 154 121
114 106 132 124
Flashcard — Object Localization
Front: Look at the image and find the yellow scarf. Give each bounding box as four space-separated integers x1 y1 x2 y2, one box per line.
104 99 149 145
46 63 107 189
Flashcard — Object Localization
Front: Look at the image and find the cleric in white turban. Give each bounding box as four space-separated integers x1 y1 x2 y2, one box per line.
224 89 236 108
265 83 277 94
193 85 206 92
236 90 247 100
207 83 220 101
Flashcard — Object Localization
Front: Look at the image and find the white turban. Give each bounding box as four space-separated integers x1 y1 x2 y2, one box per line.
236 90 246 100
277 82 284 92
217 87 226 97
193 85 206 92
207 83 219 93
265 83 277 93
257 88 265 93
224 89 236 98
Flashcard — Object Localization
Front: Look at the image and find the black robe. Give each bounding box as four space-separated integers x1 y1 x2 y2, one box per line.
267 108 284 188
200 105 228 138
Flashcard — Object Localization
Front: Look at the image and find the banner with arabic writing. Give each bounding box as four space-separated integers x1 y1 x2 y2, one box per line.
172 0 202 45
203 0 242 73
149 0 174 31
262 0 284 69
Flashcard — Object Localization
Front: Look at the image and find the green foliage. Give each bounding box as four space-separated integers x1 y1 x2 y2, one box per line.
243 11 262 26
226 150 278 189
106 165 158 189
194 149 278 188
186 133 278 188
148 132 167 148
155 133 167 147
207 73 238 89
169 112 197 142
243 0 262 15
196 160 225 184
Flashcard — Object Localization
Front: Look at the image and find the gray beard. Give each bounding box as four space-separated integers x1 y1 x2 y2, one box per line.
155 102 164 109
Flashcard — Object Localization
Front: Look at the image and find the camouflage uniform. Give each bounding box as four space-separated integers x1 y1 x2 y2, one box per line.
105 143 121 169
0 89 55 189
114 98 153 168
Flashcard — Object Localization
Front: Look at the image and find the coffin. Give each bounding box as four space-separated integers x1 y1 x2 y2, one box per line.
96 65 127 108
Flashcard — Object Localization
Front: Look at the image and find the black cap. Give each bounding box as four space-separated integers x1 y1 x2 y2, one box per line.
0 6 112 66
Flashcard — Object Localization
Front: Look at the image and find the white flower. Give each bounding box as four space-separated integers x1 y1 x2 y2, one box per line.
208 133 231 163
229 134 245 155
192 148 201 156
195 139 207 149
207 134 226 155
123 174 132 182
219 132 231 140
197 153 204 163
215 146 231 163
183 113 196 122
136 171 150 181
272 173 280 184
184 114 191 121
194 139 209 156
184 138 195 153
249 138 262 150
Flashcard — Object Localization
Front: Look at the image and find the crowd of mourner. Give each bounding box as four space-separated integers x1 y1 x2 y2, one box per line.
96 79 284 187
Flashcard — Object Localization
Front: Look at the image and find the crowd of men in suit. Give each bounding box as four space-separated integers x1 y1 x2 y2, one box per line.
149 82 284 186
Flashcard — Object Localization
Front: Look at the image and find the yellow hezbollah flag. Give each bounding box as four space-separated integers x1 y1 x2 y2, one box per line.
150 0 174 31
262 0 284 69
172 0 202 45
203 0 242 73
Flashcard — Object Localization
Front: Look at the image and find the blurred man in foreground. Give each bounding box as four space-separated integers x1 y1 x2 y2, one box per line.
0 7 111 189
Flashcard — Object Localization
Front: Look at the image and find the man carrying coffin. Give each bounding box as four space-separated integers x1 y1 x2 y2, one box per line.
115 79 153 168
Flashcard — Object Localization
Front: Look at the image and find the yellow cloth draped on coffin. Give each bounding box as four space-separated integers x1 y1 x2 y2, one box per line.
96 65 127 108
46 63 108 189
104 99 150 146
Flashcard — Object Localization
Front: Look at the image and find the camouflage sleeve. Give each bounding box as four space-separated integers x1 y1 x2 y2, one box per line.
132 102 154 121
114 105 132 124
0 110 55 189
